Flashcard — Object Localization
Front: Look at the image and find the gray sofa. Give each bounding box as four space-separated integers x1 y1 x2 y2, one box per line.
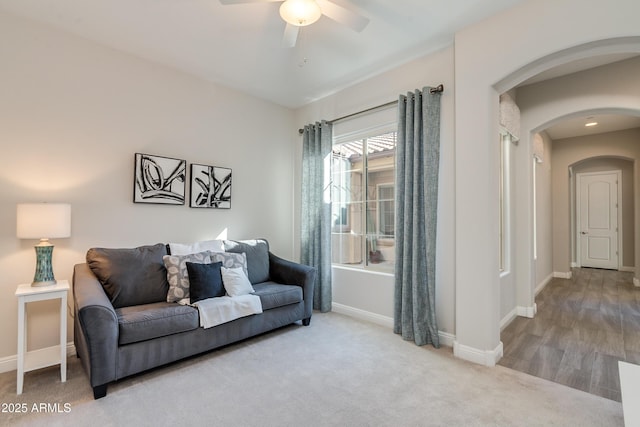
73 239 315 399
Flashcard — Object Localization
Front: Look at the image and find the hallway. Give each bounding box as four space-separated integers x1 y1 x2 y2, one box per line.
499 268 640 401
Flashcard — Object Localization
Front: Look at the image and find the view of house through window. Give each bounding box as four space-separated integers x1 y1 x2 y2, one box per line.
331 131 397 271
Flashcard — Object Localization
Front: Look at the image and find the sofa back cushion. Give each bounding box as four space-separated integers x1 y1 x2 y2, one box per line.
223 239 270 284
86 243 169 308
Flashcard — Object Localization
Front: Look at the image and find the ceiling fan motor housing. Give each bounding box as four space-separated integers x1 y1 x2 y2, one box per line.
279 0 322 26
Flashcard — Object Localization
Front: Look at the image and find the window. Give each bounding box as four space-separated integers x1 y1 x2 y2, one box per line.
499 130 513 273
532 156 538 261
331 131 396 271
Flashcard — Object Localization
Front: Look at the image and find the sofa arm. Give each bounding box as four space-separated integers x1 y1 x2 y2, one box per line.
73 263 119 393
268 252 316 323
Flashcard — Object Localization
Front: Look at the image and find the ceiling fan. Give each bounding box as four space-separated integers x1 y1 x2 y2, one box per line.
219 0 370 48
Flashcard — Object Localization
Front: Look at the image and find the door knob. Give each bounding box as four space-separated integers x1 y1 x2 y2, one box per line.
581 231 588 235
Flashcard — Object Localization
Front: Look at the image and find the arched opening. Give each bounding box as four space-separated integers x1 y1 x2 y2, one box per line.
453 6 640 369
495 47 640 399
520 106 640 315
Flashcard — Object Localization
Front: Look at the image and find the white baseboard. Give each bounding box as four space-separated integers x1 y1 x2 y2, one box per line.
0 343 75 374
500 303 537 331
517 304 537 319
535 273 554 295
331 302 455 347
553 271 572 279
500 308 517 331
569 264 635 272
438 331 456 348
453 340 503 367
332 303 393 328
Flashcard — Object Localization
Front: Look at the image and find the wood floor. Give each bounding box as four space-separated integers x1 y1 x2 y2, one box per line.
499 267 640 402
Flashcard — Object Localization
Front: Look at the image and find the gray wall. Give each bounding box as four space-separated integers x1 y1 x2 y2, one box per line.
534 132 554 291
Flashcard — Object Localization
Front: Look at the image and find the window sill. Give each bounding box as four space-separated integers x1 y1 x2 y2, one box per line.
332 264 394 278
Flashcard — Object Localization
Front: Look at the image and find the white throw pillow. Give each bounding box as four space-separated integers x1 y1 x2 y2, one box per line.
221 266 254 297
169 240 224 256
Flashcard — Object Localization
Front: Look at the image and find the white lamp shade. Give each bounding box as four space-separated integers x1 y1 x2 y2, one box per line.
17 203 71 240
279 0 322 26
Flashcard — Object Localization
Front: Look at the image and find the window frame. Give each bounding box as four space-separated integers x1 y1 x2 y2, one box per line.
376 182 395 237
499 129 514 275
331 121 397 273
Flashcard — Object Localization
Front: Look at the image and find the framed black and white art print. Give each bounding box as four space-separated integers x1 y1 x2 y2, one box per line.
134 153 186 205
190 164 232 209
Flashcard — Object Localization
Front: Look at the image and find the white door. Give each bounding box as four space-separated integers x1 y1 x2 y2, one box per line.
577 171 619 269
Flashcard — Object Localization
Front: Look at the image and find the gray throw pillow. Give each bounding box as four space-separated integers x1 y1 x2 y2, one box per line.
163 251 212 303
223 239 270 284
210 252 249 279
86 243 169 309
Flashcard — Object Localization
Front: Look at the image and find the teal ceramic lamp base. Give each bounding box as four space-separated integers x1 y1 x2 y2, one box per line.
32 240 57 287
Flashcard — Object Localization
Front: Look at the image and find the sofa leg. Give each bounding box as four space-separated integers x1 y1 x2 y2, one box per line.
302 317 311 326
93 384 108 399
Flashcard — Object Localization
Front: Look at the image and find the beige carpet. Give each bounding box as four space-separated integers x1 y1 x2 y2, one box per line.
0 313 623 426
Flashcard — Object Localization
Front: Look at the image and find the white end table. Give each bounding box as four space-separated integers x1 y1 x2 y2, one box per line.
15 280 69 395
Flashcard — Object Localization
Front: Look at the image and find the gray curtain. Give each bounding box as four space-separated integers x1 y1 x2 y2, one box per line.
301 121 333 312
394 87 441 347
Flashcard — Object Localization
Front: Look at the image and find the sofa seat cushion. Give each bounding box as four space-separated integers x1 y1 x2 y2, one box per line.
252 282 302 311
116 302 199 345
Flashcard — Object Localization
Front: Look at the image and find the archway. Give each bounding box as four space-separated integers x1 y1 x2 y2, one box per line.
515 105 640 319
454 0 640 365
489 49 640 365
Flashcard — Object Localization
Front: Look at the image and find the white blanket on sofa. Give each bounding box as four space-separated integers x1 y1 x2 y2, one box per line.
192 294 263 329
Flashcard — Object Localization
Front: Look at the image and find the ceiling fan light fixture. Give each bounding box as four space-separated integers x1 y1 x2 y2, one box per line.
279 0 322 27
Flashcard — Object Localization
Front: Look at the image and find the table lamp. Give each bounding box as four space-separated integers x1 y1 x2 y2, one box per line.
17 203 71 286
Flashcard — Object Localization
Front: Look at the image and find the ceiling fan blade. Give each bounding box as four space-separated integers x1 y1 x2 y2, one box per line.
316 0 369 32
282 23 299 48
219 0 282 4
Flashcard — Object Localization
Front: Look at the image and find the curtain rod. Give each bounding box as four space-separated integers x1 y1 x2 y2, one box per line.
298 84 444 135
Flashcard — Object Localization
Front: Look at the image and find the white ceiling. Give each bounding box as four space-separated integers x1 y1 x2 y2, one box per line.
3 0 637 139
0 0 526 108
544 113 640 140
